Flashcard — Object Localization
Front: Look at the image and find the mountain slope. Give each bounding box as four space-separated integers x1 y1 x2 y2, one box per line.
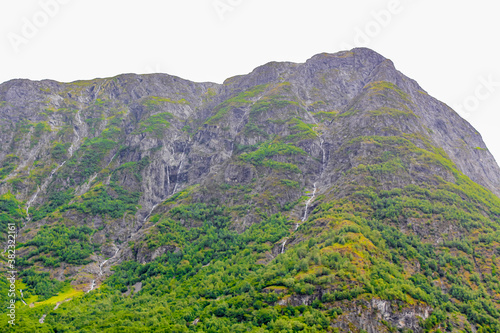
1 48 500 332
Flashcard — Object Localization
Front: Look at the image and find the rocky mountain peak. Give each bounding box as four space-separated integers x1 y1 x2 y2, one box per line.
1 48 500 332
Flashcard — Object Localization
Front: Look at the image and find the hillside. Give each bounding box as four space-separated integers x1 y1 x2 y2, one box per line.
1 48 500 332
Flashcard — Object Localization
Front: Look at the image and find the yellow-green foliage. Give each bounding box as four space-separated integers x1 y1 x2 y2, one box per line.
244 94 299 137
280 179 300 188
350 158 406 176
202 87 217 103
142 96 189 110
205 84 268 124
240 142 306 164
285 118 316 142
62 182 141 220
0 191 25 233
32 121 51 137
337 109 360 118
365 81 412 104
134 112 173 137
367 107 417 118
262 160 302 173
239 142 305 173
0 155 18 180
32 285 83 306
312 111 338 122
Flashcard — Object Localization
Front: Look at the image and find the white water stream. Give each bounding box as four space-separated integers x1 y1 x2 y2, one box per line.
87 280 95 293
25 186 40 221
36 99 89 324
294 98 327 231
26 107 84 220
68 109 82 157
280 239 287 254
172 155 185 195
99 247 120 276
297 182 318 230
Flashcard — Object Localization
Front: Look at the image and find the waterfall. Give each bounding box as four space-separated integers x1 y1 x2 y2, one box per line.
280 239 287 254
319 137 326 170
68 109 82 157
166 165 170 192
87 280 95 293
25 186 41 221
99 247 119 276
172 137 190 195
25 105 89 219
25 159 69 220
297 181 318 230
293 97 328 231
105 152 117 169
172 154 186 195
143 201 160 224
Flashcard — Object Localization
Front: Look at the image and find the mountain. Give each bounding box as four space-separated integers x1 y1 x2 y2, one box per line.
1 48 500 332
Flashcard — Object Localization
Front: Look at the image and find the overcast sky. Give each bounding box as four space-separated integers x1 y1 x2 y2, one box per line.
1 0 499 165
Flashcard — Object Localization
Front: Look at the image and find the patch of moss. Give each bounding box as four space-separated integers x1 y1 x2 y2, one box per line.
365 81 412 104
134 112 173 137
367 107 417 118
0 154 18 180
205 84 268 125
143 96 189 110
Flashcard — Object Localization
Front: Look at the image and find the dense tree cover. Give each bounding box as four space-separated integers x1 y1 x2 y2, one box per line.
50 142 69 161
239 142 306 165
63 182 141 218
0 192 24 312
2 104 500 332
0 192 23 238
304 177 500 332
238 142 305 174
31 188 74 222
0 154 18 180
19 268 66 301
18 224 94 267
4 176 500 332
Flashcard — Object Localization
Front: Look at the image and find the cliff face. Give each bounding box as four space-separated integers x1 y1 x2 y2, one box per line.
1 48 500 332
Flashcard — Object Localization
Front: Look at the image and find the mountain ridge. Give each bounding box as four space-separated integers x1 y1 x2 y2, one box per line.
1 48 500 332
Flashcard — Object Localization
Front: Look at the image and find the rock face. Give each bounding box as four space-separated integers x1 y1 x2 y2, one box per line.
1 48 500 332
1 49 498 212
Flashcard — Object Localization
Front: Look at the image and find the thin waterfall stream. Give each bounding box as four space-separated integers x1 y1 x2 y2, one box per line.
294 97 327 231
26 107 83 221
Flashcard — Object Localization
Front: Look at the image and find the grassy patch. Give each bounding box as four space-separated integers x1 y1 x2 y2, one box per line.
34 285 83 306
142 96 189 110
205 84 268 125
365 81 412 104
134 112 173 137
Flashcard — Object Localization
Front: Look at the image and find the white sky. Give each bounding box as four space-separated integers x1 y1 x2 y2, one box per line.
1 0 499 165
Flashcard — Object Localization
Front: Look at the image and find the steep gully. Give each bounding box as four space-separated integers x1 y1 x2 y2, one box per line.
36 106 85 323
31 98 94 323
87 140 190 293
280 101 326 254
26 108 83 222
36 87 109 322
30 94 326 302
